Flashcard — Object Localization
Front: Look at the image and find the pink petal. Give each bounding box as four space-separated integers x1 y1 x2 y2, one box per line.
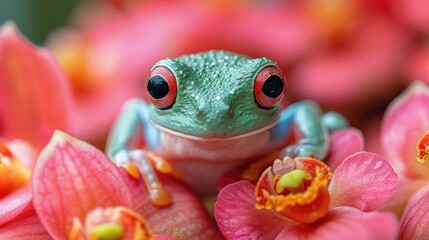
0 207 51 240
382 176 427 215
0 185 32 225
121 170 222 239
276 206 398 240
0 22 74 150
326 128 364 172
328 151 398 211
32 131 132 239
214 181 288 240
399 185 429 239
381 81 429 179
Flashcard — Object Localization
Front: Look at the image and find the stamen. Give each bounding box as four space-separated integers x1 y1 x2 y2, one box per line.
275 169 311 194
90 223 124 240
256 167 331 210
255 157 332 224
70 207 153 240
417 130 429 163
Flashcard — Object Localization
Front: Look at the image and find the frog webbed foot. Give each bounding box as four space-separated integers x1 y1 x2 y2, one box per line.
112 149 180 207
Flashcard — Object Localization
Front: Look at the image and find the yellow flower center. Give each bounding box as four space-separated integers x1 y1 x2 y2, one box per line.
69 206 153 240
255 157 332 223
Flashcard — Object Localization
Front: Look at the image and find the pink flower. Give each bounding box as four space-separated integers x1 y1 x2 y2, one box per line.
380 81 429 238
214 151 398 239
0 22 74 150
0 21 73 206
0 131 220 239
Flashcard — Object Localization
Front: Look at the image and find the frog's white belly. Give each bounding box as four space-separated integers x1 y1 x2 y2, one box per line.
154 129 277 195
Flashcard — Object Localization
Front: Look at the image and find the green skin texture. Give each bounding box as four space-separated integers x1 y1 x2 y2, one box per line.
150 51 280 138
105 51 348 193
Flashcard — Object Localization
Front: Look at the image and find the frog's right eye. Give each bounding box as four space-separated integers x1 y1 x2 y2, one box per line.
254 66 285 109
145 66 177 109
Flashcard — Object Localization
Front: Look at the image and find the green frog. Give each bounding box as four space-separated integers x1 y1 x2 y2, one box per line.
106 50 347 205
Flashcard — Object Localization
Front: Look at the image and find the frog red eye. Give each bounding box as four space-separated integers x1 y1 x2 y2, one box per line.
254 66 286 108
145 66 177 109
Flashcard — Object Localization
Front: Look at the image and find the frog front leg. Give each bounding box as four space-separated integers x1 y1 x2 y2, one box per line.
105 99 177 206
280 101 329 159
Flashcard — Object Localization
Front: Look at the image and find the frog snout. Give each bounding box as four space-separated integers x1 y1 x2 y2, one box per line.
196 99 233 122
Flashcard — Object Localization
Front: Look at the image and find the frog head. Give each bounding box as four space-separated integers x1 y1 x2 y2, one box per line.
144 50 286 140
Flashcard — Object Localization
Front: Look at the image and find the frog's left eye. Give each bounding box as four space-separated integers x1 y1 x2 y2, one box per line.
254 66 286 108
145 66 177 109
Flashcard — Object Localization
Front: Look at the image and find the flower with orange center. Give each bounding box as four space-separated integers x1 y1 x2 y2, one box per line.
0 139 36 200
215 152 398 239
379 82 429 239
255 157 332 224
70 206 153 240
0 131 220 239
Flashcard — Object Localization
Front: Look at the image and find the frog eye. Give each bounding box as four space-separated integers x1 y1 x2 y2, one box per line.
145 66 177 109
254 66 286 108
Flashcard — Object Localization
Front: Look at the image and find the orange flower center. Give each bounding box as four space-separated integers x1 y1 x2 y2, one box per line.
255 157 332 224
0 141 31 198
417 130 429 163
69 206 153 240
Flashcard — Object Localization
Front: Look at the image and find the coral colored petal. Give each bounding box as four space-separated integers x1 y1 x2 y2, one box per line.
399 185 429 239
382 177 427 215
121 170 222 239
326 128 364 172
328 152 397 211
0 207 51 240
381 81 429 179
32 131 132 239
0 185 32 225
214 181 288 240
276 206 398 240
0 23 74 149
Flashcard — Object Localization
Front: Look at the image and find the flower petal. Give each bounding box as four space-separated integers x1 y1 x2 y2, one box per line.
0 22 74 149
214 181 288 240
0 207 51 240
381 81 429 179
121 170 221 239
0 185 32 225
399 185 429 239
381 176 427 215
328 151 397 211
326 128 364 172
276 206 398 240
32 131 132 239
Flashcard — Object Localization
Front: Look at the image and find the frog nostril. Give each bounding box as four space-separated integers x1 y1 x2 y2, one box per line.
228 108 234 118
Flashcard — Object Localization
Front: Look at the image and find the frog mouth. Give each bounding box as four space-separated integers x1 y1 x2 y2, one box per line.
152 120 279 141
